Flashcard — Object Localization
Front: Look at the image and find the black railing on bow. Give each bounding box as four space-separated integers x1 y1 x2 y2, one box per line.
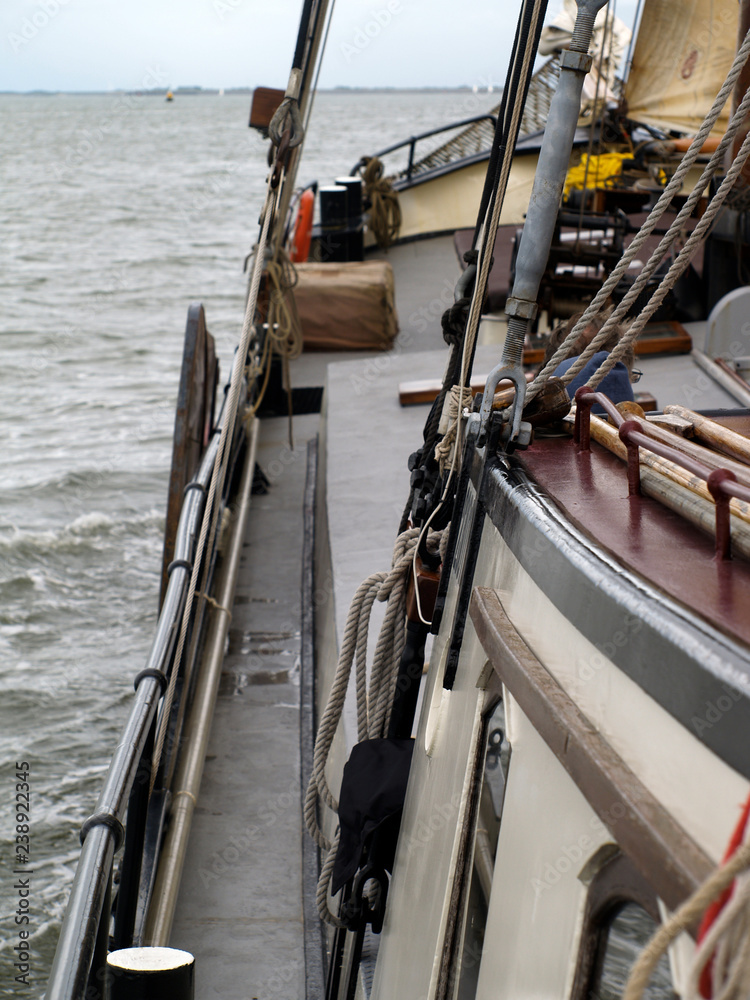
354 113 498 183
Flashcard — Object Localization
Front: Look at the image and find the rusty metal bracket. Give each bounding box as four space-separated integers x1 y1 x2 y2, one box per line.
559 48 594 74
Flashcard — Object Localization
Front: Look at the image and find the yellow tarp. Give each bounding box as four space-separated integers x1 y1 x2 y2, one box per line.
564 152 631 197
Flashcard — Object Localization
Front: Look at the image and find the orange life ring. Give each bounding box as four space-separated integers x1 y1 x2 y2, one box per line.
290 188 314 263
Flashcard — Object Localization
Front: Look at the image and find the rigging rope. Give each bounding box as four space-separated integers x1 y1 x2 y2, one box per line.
588 123 750 388
526 25 750 401
404 0 547 625
265 247 304 362
435 0 545 478
305 526 443 925
624 796 750 1000
563 83 750 392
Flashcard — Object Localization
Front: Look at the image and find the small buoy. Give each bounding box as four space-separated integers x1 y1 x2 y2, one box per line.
290 187 314 263
106 946 194 1000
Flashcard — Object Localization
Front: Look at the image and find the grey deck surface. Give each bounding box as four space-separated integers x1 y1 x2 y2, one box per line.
169 237 465 1000
171 414 319 1000
638 321 737 410
323 342 506 653
288 236 461 390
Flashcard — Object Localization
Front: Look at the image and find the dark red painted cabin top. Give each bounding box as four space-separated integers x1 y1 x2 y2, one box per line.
519 435 750 649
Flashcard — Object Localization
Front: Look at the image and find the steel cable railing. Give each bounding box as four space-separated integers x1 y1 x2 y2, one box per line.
354 114 498 184
44 427 225 1000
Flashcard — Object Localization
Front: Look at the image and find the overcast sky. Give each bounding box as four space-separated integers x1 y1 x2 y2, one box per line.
0 0 640 93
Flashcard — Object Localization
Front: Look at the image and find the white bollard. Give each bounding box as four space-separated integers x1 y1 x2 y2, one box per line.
106 946 194 1000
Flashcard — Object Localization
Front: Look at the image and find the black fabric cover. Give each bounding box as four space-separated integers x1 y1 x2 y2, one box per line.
331 737 414 894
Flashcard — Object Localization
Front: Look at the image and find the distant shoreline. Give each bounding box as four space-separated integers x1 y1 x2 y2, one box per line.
0 86 498 97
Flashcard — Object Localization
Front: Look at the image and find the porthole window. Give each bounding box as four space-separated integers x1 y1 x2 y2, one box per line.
594 902 675 999
572 853 677 1000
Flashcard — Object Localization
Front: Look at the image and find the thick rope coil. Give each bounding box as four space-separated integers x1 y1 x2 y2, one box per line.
359 156 401 249
268 96 304 147
306 526 444 925
624 838 750 1000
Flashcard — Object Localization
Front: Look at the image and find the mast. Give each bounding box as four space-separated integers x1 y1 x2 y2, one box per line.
269 0 334 252
479 0 610 447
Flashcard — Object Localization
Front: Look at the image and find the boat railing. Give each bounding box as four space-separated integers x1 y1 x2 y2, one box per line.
573 387 750 560
361 57 570 187
358 113 498 183
44 426 226 1000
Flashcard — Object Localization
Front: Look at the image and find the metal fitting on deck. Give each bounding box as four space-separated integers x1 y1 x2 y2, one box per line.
505 296 538 321
559 48 594 74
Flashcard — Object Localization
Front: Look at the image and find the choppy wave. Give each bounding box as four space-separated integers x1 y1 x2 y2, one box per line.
0 508 163 556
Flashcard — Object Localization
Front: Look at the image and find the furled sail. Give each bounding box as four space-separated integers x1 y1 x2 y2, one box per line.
539 0 631 104
624 0 738 135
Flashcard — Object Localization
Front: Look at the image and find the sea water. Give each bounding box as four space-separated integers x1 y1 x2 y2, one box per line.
0 89 496 995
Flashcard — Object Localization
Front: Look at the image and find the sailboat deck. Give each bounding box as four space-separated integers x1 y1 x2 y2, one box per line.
169 233 747 997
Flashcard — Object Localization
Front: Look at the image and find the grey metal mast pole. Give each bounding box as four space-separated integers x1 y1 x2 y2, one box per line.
479 0 609 446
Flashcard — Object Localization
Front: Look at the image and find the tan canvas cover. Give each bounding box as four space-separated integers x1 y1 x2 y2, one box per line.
294 260 399 351
624 0 738 135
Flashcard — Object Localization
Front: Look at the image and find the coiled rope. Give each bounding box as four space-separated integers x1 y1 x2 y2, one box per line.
265 247 304 362
359 156 401 249
305 526 443 925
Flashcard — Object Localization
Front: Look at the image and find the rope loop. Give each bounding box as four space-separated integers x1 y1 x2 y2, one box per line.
435 386 475 475
305 525 443 925
265 248 303 362
268 96 304 148
624 837 750 1000
358 156 401 249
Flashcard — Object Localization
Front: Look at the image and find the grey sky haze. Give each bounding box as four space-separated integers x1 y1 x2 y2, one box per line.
1 0 640 93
